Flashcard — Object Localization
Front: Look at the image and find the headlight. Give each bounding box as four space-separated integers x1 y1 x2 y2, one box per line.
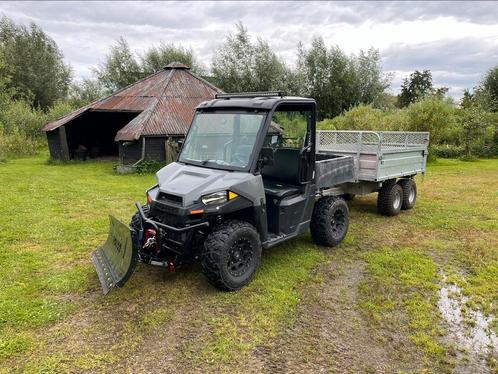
201 191 239 205
202 191 227 205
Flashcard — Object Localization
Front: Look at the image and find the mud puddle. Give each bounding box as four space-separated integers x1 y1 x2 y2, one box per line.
438 275 497 373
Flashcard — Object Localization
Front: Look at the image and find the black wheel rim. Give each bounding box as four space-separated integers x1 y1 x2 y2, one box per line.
227 238 253 277
331 208 346 238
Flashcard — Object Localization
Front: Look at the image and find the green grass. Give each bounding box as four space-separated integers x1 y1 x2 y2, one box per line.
0 156 497 372
0 157 155 362
359 248 445 359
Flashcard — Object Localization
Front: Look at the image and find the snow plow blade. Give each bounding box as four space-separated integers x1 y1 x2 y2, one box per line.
91 215 138 295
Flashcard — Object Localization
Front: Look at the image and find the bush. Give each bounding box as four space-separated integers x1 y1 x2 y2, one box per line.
45 101 76 124
0 130 40 159
0 100 45 139
431 144 465 158
318 104 409 132
0 99 75 161
404 97 457 146
135 160 165 174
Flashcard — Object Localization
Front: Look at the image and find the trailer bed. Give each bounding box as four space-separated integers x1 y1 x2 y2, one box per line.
316 131 429 182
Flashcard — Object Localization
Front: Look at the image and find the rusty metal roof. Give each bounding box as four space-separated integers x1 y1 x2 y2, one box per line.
42 64 223 141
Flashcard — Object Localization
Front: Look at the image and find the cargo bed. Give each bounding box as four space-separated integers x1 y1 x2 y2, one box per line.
316 130 429 182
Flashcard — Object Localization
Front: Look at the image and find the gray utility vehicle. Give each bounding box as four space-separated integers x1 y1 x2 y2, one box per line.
92 92 429 294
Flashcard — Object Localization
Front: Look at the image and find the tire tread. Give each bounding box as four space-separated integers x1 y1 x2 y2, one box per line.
202 220 261 291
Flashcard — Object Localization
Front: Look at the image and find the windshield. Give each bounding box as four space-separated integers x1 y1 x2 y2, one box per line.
179 112 266 170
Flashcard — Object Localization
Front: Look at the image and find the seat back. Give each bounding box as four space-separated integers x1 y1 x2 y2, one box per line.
261 148 301 184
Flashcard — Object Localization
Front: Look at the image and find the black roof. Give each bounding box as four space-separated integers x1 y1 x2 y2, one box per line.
196 95 316 111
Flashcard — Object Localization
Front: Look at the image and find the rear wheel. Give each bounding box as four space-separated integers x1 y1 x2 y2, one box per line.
377 182 403 216
310 196 349 247
398 179 417 210
202 220 261 291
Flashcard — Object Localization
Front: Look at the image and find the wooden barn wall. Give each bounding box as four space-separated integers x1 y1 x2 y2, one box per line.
46 127 69 160
119 136 183 165
119 140 143 164
144 137 166 161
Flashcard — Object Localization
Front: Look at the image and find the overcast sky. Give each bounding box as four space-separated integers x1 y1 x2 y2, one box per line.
1 1 498 99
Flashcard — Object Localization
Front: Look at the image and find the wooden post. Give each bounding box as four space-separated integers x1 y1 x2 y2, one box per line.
58 125 70 161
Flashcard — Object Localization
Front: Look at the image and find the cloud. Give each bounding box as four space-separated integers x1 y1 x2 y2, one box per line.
0 1 497 98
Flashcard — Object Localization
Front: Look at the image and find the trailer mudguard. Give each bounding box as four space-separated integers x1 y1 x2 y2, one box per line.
91 215 138 294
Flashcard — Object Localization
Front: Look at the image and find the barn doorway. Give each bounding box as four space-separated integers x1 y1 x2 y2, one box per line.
65 110 141 160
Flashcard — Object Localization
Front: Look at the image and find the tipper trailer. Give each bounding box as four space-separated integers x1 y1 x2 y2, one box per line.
92 92 429 293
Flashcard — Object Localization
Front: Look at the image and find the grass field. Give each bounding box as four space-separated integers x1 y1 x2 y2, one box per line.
0 156 497 373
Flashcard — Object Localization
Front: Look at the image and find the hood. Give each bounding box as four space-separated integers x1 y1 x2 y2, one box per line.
155 162 255 206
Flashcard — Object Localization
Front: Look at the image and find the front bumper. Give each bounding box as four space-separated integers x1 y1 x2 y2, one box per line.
134 202 210 257
136 202 209 233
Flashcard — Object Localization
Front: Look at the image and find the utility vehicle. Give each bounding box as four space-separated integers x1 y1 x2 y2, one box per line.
92 92 429 293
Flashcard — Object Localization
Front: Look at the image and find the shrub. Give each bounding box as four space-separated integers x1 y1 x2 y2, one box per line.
318 104 408 132
431 144 465 158
45 101 76 124
0 130 40 159
0 100 45 139
135 160 165 174
405 97 457 146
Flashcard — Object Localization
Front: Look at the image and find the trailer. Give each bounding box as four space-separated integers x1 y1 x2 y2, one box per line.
314 130 429 214
92 92 430 293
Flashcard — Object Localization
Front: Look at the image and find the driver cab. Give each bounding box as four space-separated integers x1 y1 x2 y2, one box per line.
258 102 316 237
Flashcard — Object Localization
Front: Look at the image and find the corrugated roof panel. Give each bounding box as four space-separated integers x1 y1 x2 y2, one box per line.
92 96 154 111
164 69 221 98
141 97 206 136
114 107 155 141
43 105 91 131
115 70 172 98
43 65 223 139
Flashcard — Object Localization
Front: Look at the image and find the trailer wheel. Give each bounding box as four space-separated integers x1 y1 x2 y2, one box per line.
377 182 403 216
398 179 417 210
310 196 349 247
202 220 261 291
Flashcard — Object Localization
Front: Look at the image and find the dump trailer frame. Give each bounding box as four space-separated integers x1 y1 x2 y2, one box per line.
315 130 429 197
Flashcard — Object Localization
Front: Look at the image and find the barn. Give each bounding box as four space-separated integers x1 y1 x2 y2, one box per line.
42 62 222 167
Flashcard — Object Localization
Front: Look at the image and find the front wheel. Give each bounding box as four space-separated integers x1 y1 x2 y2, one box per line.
310 196 349 247
201 220 262 291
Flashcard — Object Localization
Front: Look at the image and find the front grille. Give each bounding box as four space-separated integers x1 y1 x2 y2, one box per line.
158 192 183 205
152 202 180 215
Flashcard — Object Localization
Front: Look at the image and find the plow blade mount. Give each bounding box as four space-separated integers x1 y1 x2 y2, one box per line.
91 215 138 294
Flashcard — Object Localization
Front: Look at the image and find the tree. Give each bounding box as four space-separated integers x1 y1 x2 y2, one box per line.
0 16 72 109
481 66 498 112
459 105 490 158
300 38 352 119
296 38 389 119
141 42 202 75
353 48 391 107
68 78 106 107
397 70 434 108
92 37 142 92
460 89 476 109
93 37 205 93
0 49 13 110
211 22 287 92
